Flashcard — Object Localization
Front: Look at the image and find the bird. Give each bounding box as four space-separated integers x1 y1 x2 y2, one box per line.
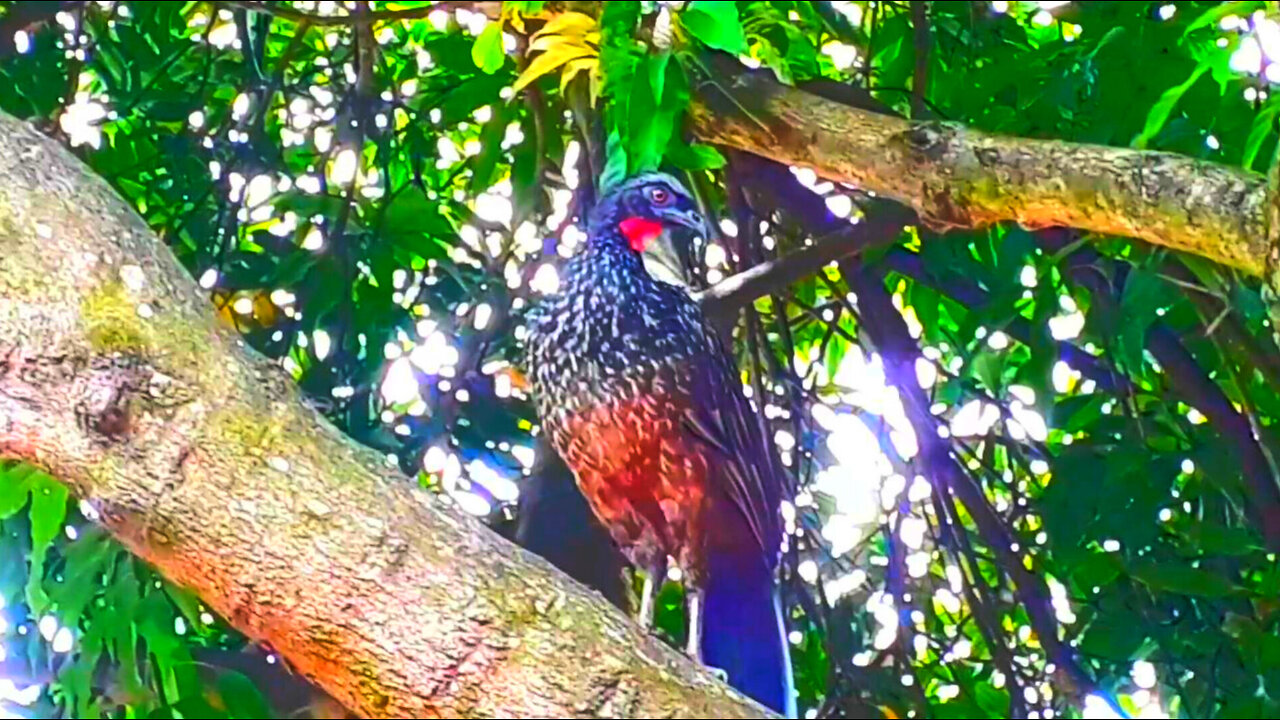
525 171 796 717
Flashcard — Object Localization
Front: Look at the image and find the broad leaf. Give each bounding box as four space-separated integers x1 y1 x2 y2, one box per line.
682 1 747 54
470 23 506 74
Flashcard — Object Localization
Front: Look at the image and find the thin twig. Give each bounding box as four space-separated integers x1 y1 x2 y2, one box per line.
220 0 501 27
0 0 84 59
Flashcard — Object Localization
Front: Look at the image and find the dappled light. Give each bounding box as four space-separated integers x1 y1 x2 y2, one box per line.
2 1 1279 718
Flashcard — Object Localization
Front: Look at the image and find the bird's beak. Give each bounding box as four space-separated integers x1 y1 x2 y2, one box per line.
641 228 697 290
643 208 710 290
668 208 712 240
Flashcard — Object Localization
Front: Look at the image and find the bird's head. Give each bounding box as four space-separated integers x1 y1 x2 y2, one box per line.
590 171 709 289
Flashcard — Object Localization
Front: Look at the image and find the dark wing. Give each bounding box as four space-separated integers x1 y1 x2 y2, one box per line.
680 329 786 566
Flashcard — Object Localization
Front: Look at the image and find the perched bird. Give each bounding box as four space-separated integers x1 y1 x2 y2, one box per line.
525 172 796 716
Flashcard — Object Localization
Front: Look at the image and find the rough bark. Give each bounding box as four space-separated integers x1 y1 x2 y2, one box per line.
0 111 773 718
689 67 1273 279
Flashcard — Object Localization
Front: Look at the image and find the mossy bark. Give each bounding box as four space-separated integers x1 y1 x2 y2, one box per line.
690 69 1273 278
0 110 774 719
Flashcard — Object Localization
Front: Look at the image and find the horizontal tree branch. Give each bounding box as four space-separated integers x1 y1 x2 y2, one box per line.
227 2 1276 284
0 110 773 718
689 62 1274 279
693 152 915 324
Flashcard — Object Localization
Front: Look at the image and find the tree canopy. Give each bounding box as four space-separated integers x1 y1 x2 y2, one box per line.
4 1 1280 718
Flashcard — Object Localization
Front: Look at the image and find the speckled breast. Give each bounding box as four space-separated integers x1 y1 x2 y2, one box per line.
525 257 717 579
543 361 713 579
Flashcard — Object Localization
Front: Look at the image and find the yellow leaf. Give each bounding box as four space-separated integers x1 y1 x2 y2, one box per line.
513 45 596 92
589 64 603 106
531 33 574 53
531 11 597 42
530 30 599 53
559 56 598 95
502 2 552 33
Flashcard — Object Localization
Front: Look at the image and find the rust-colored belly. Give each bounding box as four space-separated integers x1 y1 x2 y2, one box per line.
549 389 710 581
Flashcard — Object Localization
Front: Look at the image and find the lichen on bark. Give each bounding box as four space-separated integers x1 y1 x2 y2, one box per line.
0 109 776 719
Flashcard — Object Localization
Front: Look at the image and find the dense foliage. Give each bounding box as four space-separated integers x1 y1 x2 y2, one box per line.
4 1 1280 718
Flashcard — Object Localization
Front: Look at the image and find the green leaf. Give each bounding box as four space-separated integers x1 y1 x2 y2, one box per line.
26 475 69 613
510 113 542 224
439 72 508 124
1178 254 1226 292
1182 2 1265 38
600 1 641 37
1192 525 1262 556
0 463 35 519
1041 450 1103 546
1130 561 1238 597
600 129 629 192
667 143 727 171
649 49 671 105
469 102 512 193
1243 98 1280 170
1117 266 1173 373
164 581 208 629
471 23 506 74
217 671 274 719
1070 552 1123 589
381 192 456 260
1084 25 1128 62
1079 613 1147 661
972 351 1004 394
682 1 746 54
1133 64 1209 149
626 54 685 173
54 528 118 629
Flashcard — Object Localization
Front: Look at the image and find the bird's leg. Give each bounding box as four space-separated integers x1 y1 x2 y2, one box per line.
685 587 704 663
637 562 665 631
685 586 728 682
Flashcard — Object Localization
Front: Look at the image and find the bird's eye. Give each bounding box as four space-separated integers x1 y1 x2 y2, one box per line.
648 187 672 206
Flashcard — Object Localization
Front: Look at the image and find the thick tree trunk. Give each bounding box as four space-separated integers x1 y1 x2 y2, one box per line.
0 111 773 718
689 66 1275 279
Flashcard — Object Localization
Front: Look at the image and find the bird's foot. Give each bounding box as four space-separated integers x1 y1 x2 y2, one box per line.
705 665 729 683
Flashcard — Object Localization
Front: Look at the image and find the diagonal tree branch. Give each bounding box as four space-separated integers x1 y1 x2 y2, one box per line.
0 109 774 719
694 195 912 319
841 257 1119 716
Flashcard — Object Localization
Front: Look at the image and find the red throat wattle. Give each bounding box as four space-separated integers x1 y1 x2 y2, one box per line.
619 217 664 252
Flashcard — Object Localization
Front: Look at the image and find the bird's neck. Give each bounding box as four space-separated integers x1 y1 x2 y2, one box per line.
565 227 646 288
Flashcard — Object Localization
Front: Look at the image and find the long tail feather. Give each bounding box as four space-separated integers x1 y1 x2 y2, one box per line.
701 549 797 718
